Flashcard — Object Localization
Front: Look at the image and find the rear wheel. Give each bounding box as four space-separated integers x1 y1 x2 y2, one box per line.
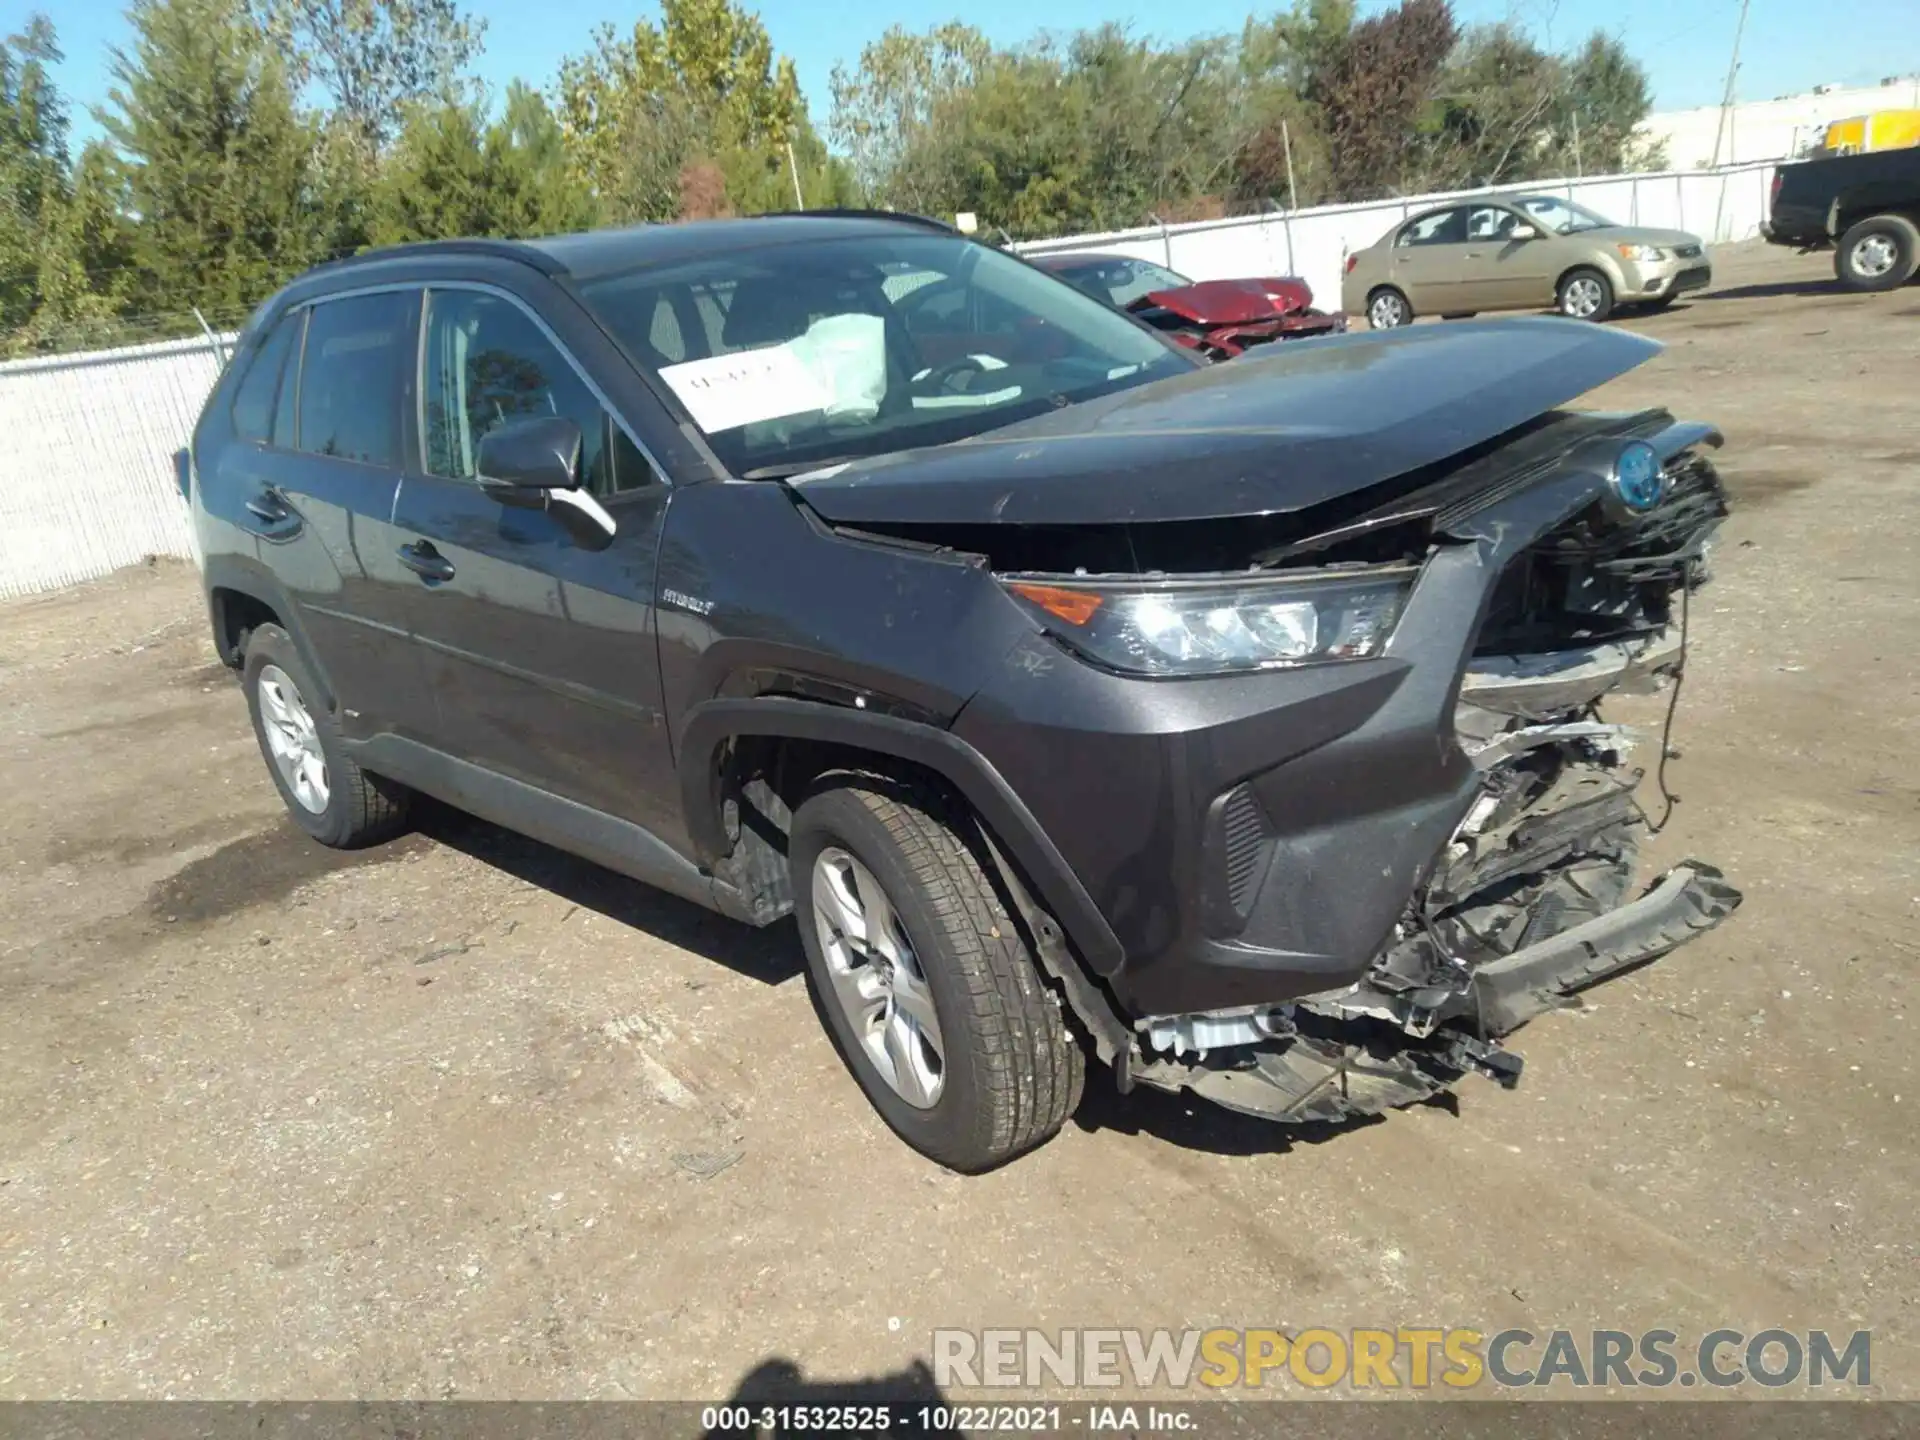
1366 287 1413 329
790 774 1083 1172
1556 268 1615 321
242 624 409 848
1834 215 1919 291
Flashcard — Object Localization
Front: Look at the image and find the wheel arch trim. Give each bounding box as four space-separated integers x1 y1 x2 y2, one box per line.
201 558 338 711
679 696 1126 978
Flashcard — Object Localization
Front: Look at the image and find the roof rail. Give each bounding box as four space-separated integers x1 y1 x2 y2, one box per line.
305 236 565 277
757 208 960 234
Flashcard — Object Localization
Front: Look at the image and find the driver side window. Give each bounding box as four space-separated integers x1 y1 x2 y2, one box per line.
422 289 651 496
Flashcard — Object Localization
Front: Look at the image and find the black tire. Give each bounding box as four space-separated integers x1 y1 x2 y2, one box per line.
790 774 1084 1172
1834 214 1919 292
1556 267 1615 322
1365 286 1413 329
242 623 410 848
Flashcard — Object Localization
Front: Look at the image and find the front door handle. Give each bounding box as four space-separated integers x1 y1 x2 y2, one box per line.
398 541 455 584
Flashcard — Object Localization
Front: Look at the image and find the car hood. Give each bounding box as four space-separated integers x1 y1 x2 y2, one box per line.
786 318 1661 528
1581 225 1703 249
1134 276 1316 324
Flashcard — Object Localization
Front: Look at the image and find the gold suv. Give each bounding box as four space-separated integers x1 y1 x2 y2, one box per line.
1341 195 1711 327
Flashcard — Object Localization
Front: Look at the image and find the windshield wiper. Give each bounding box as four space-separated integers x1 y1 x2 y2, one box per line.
739 456 868 481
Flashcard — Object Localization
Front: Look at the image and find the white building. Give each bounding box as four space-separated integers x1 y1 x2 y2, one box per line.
1639 75 1920 169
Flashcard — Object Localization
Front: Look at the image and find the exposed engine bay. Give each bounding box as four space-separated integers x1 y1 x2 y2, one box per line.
1129 446 1744 1122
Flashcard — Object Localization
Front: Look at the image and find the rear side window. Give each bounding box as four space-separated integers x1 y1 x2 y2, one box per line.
296 292 415 466
229 314 299 444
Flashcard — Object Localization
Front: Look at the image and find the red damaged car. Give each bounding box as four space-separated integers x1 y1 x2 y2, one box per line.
1029 252 1345 359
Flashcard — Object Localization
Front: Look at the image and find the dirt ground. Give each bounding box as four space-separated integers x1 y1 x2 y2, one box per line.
1 240 1916 1404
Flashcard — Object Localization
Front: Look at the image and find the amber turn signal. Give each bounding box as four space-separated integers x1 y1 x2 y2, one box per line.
1007 581 1104 626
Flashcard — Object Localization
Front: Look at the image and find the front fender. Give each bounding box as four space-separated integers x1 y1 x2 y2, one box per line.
678 695 1125 979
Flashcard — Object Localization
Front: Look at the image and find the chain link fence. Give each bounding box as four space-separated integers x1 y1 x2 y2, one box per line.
0 331 231 600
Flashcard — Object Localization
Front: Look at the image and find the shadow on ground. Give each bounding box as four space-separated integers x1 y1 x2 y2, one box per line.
415 799 802 987
1068 1059 1411 1157
704 1358 954 1437
1699 277 1861 302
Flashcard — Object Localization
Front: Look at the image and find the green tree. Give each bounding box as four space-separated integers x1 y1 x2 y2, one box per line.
261 0 484 151
368 84 595 243
829 23 991 209
101 0 326 316
1561 33 1663 173
0 14 72 335
556 0 821 222
24 141 138 350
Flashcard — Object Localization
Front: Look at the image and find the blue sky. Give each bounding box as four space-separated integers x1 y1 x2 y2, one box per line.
19 0 1920 151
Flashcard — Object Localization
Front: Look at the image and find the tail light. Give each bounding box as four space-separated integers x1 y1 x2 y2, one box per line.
1770 171 1783 208
1344 254 1358 275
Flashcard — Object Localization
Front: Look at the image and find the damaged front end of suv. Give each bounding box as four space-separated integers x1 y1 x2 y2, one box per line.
1145 433 1741 1124
786 317 1742 1129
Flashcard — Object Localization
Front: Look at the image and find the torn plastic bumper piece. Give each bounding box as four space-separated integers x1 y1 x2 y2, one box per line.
1139 861 1742 1125
1468 859 1741 1035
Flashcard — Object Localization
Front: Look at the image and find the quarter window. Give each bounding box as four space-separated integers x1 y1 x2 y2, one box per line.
296 292 413 466
421 289 651 496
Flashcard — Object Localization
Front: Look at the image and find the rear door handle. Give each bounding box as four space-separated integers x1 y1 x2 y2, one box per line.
398 540 456 584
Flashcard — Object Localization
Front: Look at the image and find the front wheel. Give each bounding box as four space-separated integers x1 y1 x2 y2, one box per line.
1835 215 1919 291
791 775 1083 1172
1556 268 1615 321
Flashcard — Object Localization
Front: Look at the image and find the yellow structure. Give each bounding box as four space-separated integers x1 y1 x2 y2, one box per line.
1823 109 1920 154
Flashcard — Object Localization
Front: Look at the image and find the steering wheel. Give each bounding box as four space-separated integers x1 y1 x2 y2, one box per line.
917 354 997 394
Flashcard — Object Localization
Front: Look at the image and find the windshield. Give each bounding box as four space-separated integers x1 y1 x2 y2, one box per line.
1515 196 1618 234
1053 257 1192 308
577 233 1192 477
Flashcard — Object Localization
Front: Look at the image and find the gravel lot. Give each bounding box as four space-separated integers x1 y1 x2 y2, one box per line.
2 241 1915 1402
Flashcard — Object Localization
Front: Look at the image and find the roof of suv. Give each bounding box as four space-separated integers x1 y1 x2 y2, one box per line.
309 211 960 287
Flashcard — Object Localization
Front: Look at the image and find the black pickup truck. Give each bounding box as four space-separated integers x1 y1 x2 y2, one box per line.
1762 146 1920 290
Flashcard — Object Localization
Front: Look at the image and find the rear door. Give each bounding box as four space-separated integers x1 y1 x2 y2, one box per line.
389 283 678 834
1390 207 1474 312
255 289 437 744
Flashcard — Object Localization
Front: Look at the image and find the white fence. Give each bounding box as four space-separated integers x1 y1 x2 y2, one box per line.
0 161 1782 600
1016 161 1781 318
0 333 231 600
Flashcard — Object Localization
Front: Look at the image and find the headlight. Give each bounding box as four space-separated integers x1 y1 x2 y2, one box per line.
1616 243 1668 262
1003 568 1414 677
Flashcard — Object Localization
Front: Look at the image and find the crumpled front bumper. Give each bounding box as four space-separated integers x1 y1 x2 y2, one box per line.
1158 861 1741 1125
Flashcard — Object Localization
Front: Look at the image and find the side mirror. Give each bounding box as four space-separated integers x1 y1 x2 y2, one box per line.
1508 224 1540 241
476 415 582 494
476 415 617 550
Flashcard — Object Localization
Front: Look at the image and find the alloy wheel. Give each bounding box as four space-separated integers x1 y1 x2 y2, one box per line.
257 663 329 814
1368 292 1408 328
1561 277 1605 318
810 846 946 1108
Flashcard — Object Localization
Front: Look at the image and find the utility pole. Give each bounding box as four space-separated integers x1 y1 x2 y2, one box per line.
786 142 805 210
1709 0 1751 168
1281 118 1299 212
